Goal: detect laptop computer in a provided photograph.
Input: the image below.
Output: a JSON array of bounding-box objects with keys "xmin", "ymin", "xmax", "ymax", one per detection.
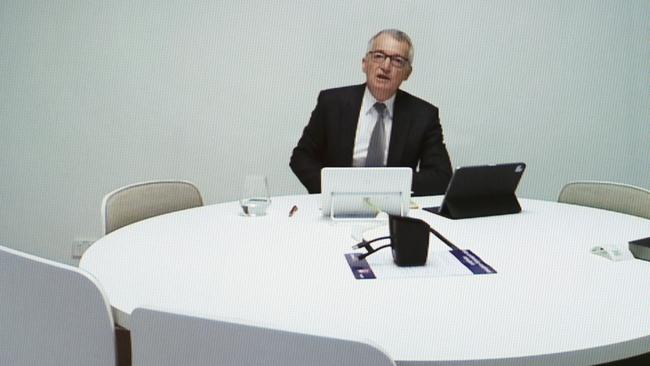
[
  {"xmin": 425, "ymin": 162, "xmax": 526, "ymax": 219},
  {"xmin": 321, "ymin": 167, "xmax": 412, "ymax": 219}
]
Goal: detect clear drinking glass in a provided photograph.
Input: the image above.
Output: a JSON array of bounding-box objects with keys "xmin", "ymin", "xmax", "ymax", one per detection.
[{"xmin": 239, "ymin": 175, "xmax": 271, "ymax": 216}]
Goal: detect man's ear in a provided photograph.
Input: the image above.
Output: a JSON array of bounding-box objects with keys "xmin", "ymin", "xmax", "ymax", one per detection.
[
  {"xmin": 403, "ymin": 66, "xmax": 412, "ymax": 80},
  {"xmin": 362, "ymin": 57, "xmax": 368, "ymax": 74}
]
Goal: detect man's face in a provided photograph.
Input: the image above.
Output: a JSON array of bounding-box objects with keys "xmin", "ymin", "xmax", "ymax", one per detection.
[{"xmin": 362, "ymin": 34, "xmax": 412, "ymax": 101}]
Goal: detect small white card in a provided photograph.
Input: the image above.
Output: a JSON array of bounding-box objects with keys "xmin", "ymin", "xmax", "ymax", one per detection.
[{"xmin": 591, "ymin": 245, "xmax": 634, "ymax": 262}]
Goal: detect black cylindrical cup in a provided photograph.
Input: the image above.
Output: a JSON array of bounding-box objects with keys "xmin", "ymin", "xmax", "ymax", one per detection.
[{"xmin": 389, "ymin": 215, "xmax": 429, "ymax": 266}]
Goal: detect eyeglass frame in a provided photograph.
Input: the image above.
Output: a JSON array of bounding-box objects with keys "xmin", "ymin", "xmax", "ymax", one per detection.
[{"xmin": 366, "ymin": 50, "xmax": 411, "ymax": 69}]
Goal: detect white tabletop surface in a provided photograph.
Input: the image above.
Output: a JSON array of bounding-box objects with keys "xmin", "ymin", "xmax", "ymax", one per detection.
[{"xmin": 80, "ymin": 195, "xmax": 650, "ymax": 365}]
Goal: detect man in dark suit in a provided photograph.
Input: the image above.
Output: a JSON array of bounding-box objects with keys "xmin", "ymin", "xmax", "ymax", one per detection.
[{"xmin": 290, "ymin": 29, "xmax": 452, "ymax": 196}]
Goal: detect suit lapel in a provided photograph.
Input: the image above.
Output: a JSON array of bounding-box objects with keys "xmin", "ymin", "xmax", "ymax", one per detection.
[
  {"xmin": 387, "ymin": 90, "xmax": 412, "ymax": 166},
  {"xmin": 337, "ymin": 85, "xmax": 365, "ymax": 165}
]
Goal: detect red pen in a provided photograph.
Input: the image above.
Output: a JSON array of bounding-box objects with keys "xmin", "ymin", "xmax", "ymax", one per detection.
[{"xmin": 289, "ymin": 205, "xmax": 298, "ymax": 217}]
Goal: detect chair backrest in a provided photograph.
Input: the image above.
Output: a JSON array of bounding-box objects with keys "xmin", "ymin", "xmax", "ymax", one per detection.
[
  {"xmin": 102, "ymin": 180, "xmax": 203, "ymax": 235},
  {"xmin": 130, "ymin": 307, "xmax": 396, "ymax": 366},
  {"xmin": 558, "ymin": 181, "xmax": 650, "ymax": 219},
  {"xmin": 0, "ymin": 245, "xmax": 116, "ymax": 366}
]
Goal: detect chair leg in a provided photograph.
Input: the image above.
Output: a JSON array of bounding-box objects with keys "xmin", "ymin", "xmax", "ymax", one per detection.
[
  {"xmin": 115, "ymin": 325, "xmax": 132, "ymax": 366},
  {"xmin": 596, "ymin": 351, "xmax": 650, "ymax": 366}
]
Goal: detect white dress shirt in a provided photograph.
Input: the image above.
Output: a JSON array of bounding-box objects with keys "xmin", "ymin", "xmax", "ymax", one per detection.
[{"xmin": 352, "ymin": 88, "xmax": 395, "ymax": 167}]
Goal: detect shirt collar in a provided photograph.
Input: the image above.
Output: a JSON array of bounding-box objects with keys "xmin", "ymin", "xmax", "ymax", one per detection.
[{"xmin": 362, "ymin": 87, "xmax": 395, "ymax": 118}]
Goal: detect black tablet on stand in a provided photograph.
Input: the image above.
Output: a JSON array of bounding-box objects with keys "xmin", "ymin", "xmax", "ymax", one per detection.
[{"xmin": 425, "ymin": 163, "xmax": 526, "ymax": 219}]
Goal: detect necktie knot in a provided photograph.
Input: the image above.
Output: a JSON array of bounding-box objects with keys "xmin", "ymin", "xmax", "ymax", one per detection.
[{"xmin": 374, "ymin": 102, "xmax": 387, "ymax": 116}]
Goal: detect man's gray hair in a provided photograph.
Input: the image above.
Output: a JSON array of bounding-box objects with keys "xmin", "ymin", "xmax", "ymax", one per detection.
[{"xmin": 366, "ymin": 29, "xmax": 414, "ymax": 65}]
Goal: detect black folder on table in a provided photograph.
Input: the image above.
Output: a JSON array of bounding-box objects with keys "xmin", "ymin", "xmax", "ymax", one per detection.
[{"xmin": 425, "ymin": 163, "xmax": 526, "ymax": 219}]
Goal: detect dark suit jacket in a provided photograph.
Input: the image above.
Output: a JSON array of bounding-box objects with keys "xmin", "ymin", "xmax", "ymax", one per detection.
[{"xmin": 290, "ymin": 84, "xmax": 452, "ymax": 196}]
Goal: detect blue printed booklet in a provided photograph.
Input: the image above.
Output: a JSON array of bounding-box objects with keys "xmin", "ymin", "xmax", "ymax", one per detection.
[{"xmin": 345, "ymin": 250, "xmax": 496, "ymax": 280}]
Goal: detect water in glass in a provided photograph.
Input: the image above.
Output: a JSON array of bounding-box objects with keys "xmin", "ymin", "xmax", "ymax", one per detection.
[{"xmin": 240, "ymin": 197, "xmax": 270, "ymax": 216}]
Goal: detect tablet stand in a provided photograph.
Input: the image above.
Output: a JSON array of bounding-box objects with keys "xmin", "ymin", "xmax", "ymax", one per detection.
[
  {"xmin": 330, "ymin": 191, "xmax": 404, "ymax": 221},
  {"xmin": 437, "ymin": 194, "xmax": 521, "ymax": 219}
]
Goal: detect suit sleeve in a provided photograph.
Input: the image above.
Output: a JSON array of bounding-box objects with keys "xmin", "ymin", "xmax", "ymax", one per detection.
[
  {"xmin": 411, "ymin": 113, "xmax": 453, "ymax": 196},
  {"xmin": 290, "ymin": 92, "xmax": 327, "ymax": 193}
]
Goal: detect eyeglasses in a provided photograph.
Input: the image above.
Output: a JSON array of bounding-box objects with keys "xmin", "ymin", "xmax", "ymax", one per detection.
[{"xmin": 367, "ymin": 51, "xmax": 410, "ymax": 69}]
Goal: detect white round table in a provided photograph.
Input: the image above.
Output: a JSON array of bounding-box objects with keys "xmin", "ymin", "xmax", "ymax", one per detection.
[{"xmin": 80, "ymin": 195, "xmax": 650, "ymax": 365}]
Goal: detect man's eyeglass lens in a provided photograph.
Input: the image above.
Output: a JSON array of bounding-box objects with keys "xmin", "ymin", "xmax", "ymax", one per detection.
[{"xmin": 369, "ymin": 51, "xmax": 408, "ymax": 68}]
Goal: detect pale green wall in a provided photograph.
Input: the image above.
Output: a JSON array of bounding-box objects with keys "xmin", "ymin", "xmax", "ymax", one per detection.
[{"xmin": 1, "ymin": 1, "xmax": 648, "ymax": 263}]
